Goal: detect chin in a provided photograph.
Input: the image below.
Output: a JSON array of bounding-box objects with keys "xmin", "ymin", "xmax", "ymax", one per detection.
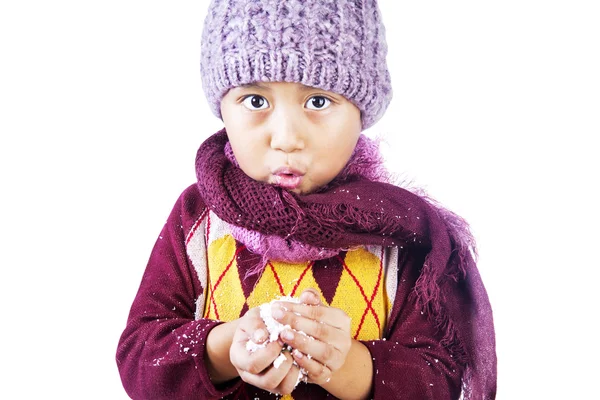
[{"xmin": 295, "ymin": 184, "xmax": 323, "ymax": 195}]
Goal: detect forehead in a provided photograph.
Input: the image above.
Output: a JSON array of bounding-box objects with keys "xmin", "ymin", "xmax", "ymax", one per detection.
[
  {"xmin": 228, "ymin": 82, "xmax": 348, "ymax": 102},
  {"xmin": 236, "ymin": 81, "xmax": 323, "ymax": 93}
]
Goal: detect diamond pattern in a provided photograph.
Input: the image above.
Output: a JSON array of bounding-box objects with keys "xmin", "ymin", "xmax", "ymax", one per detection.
[
  {"xmin": 203, "ymin": 234, "xmax": 386, "ymax": 341},
  {"xmin": 330, "ymin": 247, "xmax": 385, "ymax": 339},
  {"xmin": 312, "ymin": 255, "xmax": 344, "ymax": 304},
  {"xmin": 235, "ymin": 243, "xmax": 262, "ymax": 298},
  {"xmin": 204, "ymin": 235, "xmax": 246, "ymax": 320}
]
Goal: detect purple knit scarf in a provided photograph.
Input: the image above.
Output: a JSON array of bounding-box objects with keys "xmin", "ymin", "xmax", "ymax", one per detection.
[
  {"xmin": 223, "ymin": 134, "xmax": 390, "ymax": 266},
  {"xmin": 196, "ymin": 129, "xmax": 496, "ymax": 399}
]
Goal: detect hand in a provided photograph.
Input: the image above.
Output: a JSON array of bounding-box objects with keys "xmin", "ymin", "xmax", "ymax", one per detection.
[
  {"xmin": 272, "ymin": 289, "xmax": 352, "ymax": 386},
  {"xmin": 229, "ymin": 306, "xmax": 302, "ymax": 395}
]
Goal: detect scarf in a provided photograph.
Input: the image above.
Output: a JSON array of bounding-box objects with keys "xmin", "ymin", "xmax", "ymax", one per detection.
[
  {"xmin": 196, "ymin": 129, "xmax": 497, "ymax": 399},
  {"xmin": 222, "ymin": 133, "xmax": 390, "ymax": 266}
]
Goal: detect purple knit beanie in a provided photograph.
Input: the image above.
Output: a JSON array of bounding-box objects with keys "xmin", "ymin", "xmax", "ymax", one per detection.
[{"xmin": 200, "ymin": 0, "xmax": 393, "ymax": 129}]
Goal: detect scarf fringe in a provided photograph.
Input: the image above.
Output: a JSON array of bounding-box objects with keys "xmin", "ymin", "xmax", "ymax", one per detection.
[{"xmin": 416, "ymin": 196, "xmax": 475, "ymax": 361}]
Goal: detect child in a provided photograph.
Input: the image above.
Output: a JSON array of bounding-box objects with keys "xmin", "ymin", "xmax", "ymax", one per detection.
[{"xmin": 116, "ymin": 1, "xmax": 496, "ymax": 399}]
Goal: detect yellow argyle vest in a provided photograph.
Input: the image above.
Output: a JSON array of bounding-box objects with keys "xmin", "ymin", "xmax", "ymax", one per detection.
[{"xmin": 186, "ymin": 211, "xmax": 399, "ymax": 399}]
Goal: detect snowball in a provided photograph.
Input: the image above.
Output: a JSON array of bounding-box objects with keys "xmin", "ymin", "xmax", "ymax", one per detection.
[
  {"xmin": 245, "ymin": 296, "xmax": 311, "ymax": 388},
  {"xmin": 246, "ymin": 296, "xmax": 301, "ymax": 352}
]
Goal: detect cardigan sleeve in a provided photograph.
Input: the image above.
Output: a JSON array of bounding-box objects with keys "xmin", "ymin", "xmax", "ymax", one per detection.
[
  {"xmin": 361, "ymin": 251, "xmax": 464, "ymax": 400},
  {"xmin": 116, "ymin": 185, "xmax": 242, "ymax": 400}
]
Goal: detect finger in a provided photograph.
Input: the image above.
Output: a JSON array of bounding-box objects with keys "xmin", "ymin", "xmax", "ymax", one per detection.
[
  {"xmin": 238, "ymin": 309, "xmax": 270, "ymax": 344},
  {"xmin": 279, "ymin": 328, "xmax": 343, "ymax": 371},
  {"xmin": 275, "ymin": 363, "xmax": 303, "ymax": 395},
  {"xmin": 298, "ymin": 288, "xmax": 322, "ymax": 306},
  {"xmin": 231, "ymin": 337, "xmax": 283, "ymax": 375},
  {"xmin": 277, "ymin": 310, "xmax": 336, "ymax": 344},
  {"xmin": 292, "ymin": 349, "xmax": 332, "ymax": 385},
  {"xmin": 238, "ymin": 328, "xmax": 269, "ymax": 349},
  {"xmin": 239, "ymin": 352, "xmax": 294, "ymax": 394},
  {"xmin": 273, "ymin": 302, "xmax": 350, "ymax": 331},
  {"xmin": 273, "ymin": 304, "xmax": 351, "ymax": 345}
]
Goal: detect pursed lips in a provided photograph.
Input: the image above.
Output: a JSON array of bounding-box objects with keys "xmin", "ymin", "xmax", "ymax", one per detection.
[{"xmin": 272, "ymin": 167, "xmax": 304, "ymax": 189}]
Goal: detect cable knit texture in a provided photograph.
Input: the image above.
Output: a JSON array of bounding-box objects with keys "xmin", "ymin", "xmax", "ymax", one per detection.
[{"xmin": 200, "ymin": 0, "xmax": 393, "ymax": 129}]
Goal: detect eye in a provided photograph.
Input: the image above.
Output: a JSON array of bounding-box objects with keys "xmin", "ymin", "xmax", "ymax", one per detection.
[
  {"xmin": 241, "ymin": 95, "xmax": 269, "ymax": 110},
  {"xmin": 305, "ymin": 95, "xmax": 331, "ymax": 110}
]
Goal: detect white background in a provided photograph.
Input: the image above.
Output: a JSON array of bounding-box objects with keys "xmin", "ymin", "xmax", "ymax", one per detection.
[{"xmin": 1, "ymin": 1, "xmax": 598, "ymax": 398}]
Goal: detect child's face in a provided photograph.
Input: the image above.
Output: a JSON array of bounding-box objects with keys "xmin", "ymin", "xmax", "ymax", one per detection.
[{"xmin": 221, "ymin": 82, "xmax": 362, "ymax": 195}]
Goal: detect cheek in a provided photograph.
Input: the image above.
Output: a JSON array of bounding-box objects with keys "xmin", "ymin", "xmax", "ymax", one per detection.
[
  {"xmin": 324, "ymin": 131, "xmax": 360, "ymax": 162},
  {"xmin": 228, "ymin": 139, "xmax": 269, "ymax": 181},
  {"xmin": 312, "ymin": 142, "xmax": 356, "ymax": 182},
  {"xmin": 231, "ymin": 143, "xmax": 255, "ymax": 166},
  {"xmin": 323, "ymin": 133, "xmax": 360, "ymax": 178}
]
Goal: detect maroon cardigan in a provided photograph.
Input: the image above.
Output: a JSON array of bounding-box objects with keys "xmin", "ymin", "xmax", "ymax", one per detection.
[{"xmin": 116, "ymin": 184, "xmax": 464, "ymax": 399}]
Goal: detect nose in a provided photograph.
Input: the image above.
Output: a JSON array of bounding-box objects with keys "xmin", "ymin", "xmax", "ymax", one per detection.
[{"xmin": 269, "ymin": 107, "xmax": 305, "ymax": 153}]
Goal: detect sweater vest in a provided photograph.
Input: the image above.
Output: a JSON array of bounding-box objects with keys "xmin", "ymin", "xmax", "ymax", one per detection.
[
  {"xmin": 186, "ymin": 211, "xmax": 400, "ymax": 399},
  {"xmin": 186, "ymin": 210, "xmax": 400, "ymax": 342}
]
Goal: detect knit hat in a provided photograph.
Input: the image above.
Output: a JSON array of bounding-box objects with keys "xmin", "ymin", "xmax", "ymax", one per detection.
[{"xmin": 200, "ymin": 0, "xmax": 393, "ymax": 129}]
